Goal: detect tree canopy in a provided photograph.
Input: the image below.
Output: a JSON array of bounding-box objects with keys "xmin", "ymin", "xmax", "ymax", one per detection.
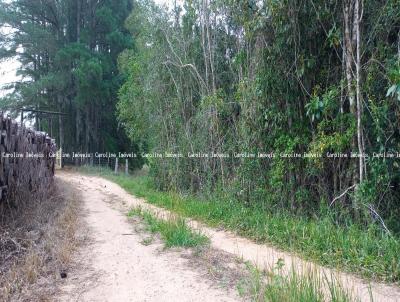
[{"xmin": 0, "ymin": 0, "xmax": 134, "ymax": 156}]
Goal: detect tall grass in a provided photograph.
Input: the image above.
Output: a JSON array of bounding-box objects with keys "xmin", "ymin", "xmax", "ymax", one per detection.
[
  {"xmin": 77, "ymin": 166, "xmax": 400, "ymax": 283},
  {"xmin": 238, "ymin": 262, "xmax": 357, "ymax": 302}
]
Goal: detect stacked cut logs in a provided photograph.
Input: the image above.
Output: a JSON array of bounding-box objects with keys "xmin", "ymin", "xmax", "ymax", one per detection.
[{"xmin": 0, "ymin": 114, "xmax": 56, "ymax": 208}]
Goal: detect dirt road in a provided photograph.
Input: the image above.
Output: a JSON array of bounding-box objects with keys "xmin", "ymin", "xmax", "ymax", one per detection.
[
  {"xmin": 57, "ymin": 171, "xmax": 400, "ymax": 302},
  {"xmin": 56, "ymin": 172, "xmax": 240, "ymax": 302}
]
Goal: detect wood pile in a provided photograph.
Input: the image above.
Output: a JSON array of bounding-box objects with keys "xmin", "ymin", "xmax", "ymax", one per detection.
[{"xmin": 0, "ymin": 114, "xmax": 56, "ymax": 208}]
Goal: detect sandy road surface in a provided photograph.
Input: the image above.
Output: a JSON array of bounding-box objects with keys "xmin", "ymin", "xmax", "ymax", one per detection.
[
  {"xmin": 57, "ymin": 171, "xmax": 400, "ymax": 302},
  {"xmin": 56, "ymin": 172, "xmax": 240, "ymax": 302}
]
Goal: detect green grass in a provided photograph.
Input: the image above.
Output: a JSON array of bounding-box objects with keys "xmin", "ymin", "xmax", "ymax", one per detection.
[
  {"xmin": 128, "ymin": 206, "xmax": 209, "ymax": 248},
  {"xmin": 238, "ymin": 262, "xmax": 358, "ymax": 302},
  {"xmin": 77, "ymin": 165, "xmax": 400, "ymax": 283}
]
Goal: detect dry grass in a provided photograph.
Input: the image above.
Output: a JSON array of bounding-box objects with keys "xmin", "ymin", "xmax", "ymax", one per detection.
[
  {"xmin": 0, "ymin": 178, "xmax": 82, "ymax": 301},
  {"xmin": 184, "ymin": 247, "xmax": 252, "ymax": 293}
]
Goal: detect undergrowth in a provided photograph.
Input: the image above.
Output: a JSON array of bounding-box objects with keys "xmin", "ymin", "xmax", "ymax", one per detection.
[
  {"xmin": 238, "ymin": 261, "xmax": 359, "ymax": 302},
  {"xmin": 0, "ymin": 179, "xmax": 81, "ymax": 301}
]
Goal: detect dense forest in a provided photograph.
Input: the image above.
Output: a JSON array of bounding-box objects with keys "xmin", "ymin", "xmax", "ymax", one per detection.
[
  {"xmin": 0, "ymin": 0, "xmax": 133, "ymax": 156},
  {"xmin": 1, "ymin": 0, "xmax": 400, "ymax": 234},
  {"xmin": 117, "ymin": 0, "xmax": 400, "ymax": 233}
]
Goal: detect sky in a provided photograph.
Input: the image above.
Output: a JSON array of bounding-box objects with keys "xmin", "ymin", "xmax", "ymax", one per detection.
[
  {"xmin": 0, "ymin": 25, "xmax": 20, "ymax": 97},
  {"xmin": 0, "ymin": 0, "xmax": 18, "ymax": 96},
  {"xmin": 0, "ymin": 60, "xmax": 19, "ymax": 97},
  {"xmin": 154, "ymin": 0, "xmax": 180, "ymax": 8}
]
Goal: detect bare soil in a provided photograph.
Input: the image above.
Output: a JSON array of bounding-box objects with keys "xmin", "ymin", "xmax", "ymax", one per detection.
[
  {"xmin": 57, "ymin": 171, "xmax": 400, "ymax": 302},
  {"xmin": 56, "ymin": 171, "xmax": 243, "ymax": 302}
]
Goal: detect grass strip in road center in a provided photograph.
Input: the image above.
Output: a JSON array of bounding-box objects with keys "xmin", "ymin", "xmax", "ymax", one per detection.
[{"xmin": 128, "ymin": 207, "xmax": 209, "ymax": 248}]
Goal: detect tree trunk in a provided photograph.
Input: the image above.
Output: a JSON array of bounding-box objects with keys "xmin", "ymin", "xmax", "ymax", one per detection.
[
  {"xmin": 75, "ymin": 108, "xmax": 81, "ymax": 165},
  {"xmin": 77, "ymin": 0, "xmax": 81, "ymax": 42},
  {"xmin": 58, "ymin": 95, "xmax": 64, "ymax": 168},
  {"xmin": 355, "ymin": 0, "xmax": 364, "ymax": 183},
  {"xmin": 85, "ymin": 106, "xmax": 90, "ymax": 155}
]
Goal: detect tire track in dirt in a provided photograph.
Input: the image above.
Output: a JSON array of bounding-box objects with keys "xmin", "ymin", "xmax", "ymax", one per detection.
[{"xmin": 57, "ymin": 172, "xmax": 241, "ymax": 302}]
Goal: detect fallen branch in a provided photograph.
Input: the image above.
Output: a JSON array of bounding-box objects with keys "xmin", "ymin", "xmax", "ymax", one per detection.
[
  {"xmin": 329, "ymin": 184, "xmax": 356, "ymax": 207},
  {"xmin": 363, "ymin": 203, "xmax": 392, "ymax": 236}
]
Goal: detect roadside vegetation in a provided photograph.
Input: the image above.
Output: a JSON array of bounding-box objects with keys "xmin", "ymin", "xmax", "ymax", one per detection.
[
  {"xmin": 239, "ymin": 262, "xmax": 358, "ymax": 302},
  {"xmin": 116, "ymin": 0, "xmax": 400, "ymax": 239},
  {"xmin": 79, "ymin": 165, "xmax": 400, "ymax": 284},
  {"xmin": 0, "ymin": 179, "xmax": 81, "ymax": 301}
]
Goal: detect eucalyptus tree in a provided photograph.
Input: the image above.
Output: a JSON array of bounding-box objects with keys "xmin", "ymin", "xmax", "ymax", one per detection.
[{"xmin": 118, "ymin": 0, "xmax": 400, "ymax": 232}]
